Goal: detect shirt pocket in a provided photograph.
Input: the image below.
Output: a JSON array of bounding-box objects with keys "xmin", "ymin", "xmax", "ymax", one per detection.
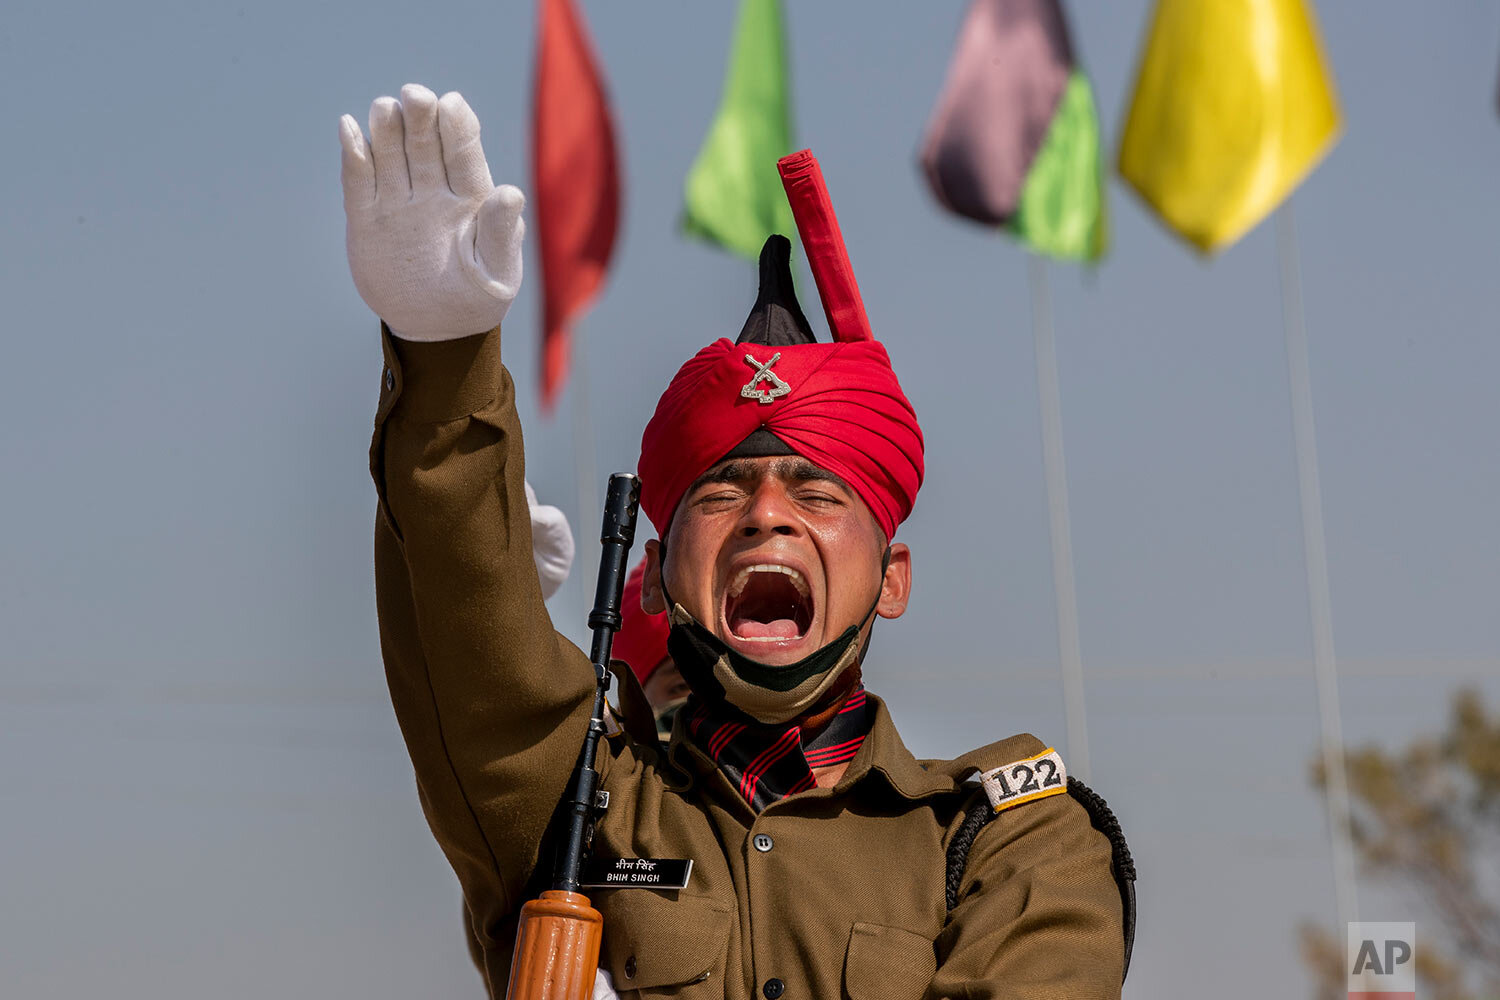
[
  {"xmin": 598, "ymin": 890, "xmax": 732, "ymax": 997},
  {"xmin": 844, "ymin": 921, "xmax": 938, "ymax": 1000}
]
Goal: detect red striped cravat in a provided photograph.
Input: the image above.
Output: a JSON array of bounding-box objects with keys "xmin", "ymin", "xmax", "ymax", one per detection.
[{"xmin": 685, "ymin": 688, "xmax": 870, "ymax": 811}]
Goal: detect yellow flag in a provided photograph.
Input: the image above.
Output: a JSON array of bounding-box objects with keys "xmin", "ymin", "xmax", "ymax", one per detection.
[{"xmin": 1117, "ymin": 0, "xmax": 1341, "ymax": 253}]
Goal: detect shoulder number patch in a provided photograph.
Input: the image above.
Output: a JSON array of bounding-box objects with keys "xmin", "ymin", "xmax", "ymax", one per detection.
[{"xmin": 980, "ymin": 747, "xmax": 1068, "ymax": 814}]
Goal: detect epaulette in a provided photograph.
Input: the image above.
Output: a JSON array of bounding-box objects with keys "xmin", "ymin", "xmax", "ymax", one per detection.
[{"xmin": 944, "ymin": 764, "xmax": 1137, "ymax": 982}]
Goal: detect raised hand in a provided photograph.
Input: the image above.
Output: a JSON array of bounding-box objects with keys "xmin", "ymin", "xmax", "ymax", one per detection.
[{"xmin": 340, "ymin": 84, "xmax": 525, "ymax": 341}]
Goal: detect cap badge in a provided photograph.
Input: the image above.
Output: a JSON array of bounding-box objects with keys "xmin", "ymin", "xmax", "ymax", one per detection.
[{"xmin": 741, "ymin": 352, "xmax": 791, "ymax": 404}]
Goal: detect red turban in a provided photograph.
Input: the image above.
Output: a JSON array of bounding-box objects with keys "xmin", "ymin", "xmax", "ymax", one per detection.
[
  {"xmin": 638, "ymin": 150, "xmax": 923, "ymax": 541},
  {"xmin": 614, "ymin": 561, "xmax": 671, "ymax": 685},
  {"xmin": 637, "ymin": 337, "xmax": 924, "ymax": 541}
]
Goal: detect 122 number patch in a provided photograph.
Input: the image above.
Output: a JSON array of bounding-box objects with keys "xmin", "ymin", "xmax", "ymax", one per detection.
[{"xmin": 980, "ymin": 748, "xmax": 1068, "ymax": 814}]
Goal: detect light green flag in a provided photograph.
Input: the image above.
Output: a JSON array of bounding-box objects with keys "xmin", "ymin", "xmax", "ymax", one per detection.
[
  {"xmin": 1007, "ymin": 70, "xmax": 1107, "ymax": 262},
  {"xmin": 682, "ymin": 0, "xmax": 795, "ymax": 259}
]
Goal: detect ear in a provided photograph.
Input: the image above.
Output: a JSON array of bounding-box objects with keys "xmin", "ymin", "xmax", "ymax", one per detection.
[
  {"xmin": 641, "ymin": 539, "xmax": 668, "ymax": 614},
  {"xmin": 875, "ymin": 543, "xmax": 911, "ymax": 620}
]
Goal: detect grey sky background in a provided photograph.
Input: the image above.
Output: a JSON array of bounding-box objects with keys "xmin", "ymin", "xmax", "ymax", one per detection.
[{"xmin": 2, "ymin": 1, "xmax": 1498, "ymax": 997}]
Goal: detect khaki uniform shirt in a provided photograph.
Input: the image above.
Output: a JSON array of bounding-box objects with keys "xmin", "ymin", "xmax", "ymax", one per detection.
[{"xmin": 370, "ymin": 327, "xmax": 1125, "ymax": 1000}]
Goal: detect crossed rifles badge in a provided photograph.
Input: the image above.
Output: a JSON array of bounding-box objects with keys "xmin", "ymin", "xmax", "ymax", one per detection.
[{"xmin": 741, "ymin": 352, "xmax": 791, "ymax": 404}]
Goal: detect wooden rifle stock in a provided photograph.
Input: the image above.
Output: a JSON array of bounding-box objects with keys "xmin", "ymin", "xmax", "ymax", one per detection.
[
  {"xmin": 506, "ymin": 473, "xmax": 641, "ymax": 1000},
  {"xmin": 505, "ymin": 890, "xmax": 602, "ymax": 1000}
]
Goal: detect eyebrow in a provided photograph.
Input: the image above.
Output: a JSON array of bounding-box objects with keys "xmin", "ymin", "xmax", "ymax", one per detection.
[{"xmin": 687, "ymin": 457, "xmax": 854, "ymax": 495}]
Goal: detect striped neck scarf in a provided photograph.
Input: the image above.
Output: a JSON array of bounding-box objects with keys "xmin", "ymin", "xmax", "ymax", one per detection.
[{"xmin": 684, "ymin": 687, "xmax": 871, "ymax": 812}]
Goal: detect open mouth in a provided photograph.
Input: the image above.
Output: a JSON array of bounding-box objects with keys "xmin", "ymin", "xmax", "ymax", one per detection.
[{"xmin": 724, "ymin": 564, "xmax": 814, "ymax": 642}]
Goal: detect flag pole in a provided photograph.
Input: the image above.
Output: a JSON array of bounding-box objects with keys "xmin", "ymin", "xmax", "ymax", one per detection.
[
  {"xmin": 1028, "ymin": 255, "xmax": 1091, "ymax": 782},
  {"xmin": 1274, "ymin": 202, "xmax": 1359, "ymax": 930},
  {"xmin": 571, "ymin": 328, "xmax": 601, "ymax": 599}
]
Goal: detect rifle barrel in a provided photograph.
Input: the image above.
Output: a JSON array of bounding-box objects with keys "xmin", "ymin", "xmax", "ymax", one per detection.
[{"xmin": 553, "ymin": 473, "xmax": 640, "ymax": 892}]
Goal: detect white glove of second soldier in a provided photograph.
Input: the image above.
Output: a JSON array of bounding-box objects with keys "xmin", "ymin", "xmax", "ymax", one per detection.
[
  {"xmin": 526, "ymin": 481, "xmax": 575, "ymax": 601},
  {"xmin": 591, "ymin": 969, "xmax": 619, "ymax": 1000},
  {"xmin": 340, "ymin": 84, "xmax": 525, "ymax": 341}
]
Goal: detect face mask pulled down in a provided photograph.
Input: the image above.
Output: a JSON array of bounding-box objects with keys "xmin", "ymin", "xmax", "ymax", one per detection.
[{"xmin": 659, "ymin": 551, "xmax": 887, "ymax": 726}]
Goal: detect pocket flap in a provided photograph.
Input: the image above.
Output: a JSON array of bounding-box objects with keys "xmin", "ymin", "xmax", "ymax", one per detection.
[
  {"xmin": 600, "ymin": 890, "xmax": 732, "ymax": 991},
  {"xmin": 844, "ymin": 922, "xmax": 937, "ymax": 1000}
]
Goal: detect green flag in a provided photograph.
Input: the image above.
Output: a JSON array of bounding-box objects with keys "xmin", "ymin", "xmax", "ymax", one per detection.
[
  {"xmin": 1009, "ymin": 69, "xmax": 1107, "ymax": 261},
  {"xmin": 682, "ymin": 0, "xmax": 795, "ymax": 259}
]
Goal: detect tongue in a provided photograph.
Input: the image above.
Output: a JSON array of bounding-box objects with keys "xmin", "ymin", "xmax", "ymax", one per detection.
[{"xmin": 731, "ymin": 617, "xmax": 802, "ymax": 640}]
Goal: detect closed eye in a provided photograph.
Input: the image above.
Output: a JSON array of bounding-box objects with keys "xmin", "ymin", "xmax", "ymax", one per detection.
[
  {"xmin": 796, "ymin": 489, "xmax": 845, "ymax": 507},
  {"xmin": 692, "ymin": 487, "xmax": 747, "ymax": 507}
]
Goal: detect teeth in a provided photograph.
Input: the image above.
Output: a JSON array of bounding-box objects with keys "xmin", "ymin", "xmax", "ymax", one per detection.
[{"xmin": 727, "ymin": 563, "xmax": 810, "ymax": 600}]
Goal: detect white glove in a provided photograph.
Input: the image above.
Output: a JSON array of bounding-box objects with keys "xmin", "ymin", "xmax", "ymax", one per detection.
[
  {"xmin": 527, "ymin": 481, "xmax": 575, "ymax": 600},
  {"xmin": 591, "ymin": 969, "xmax": 619, "ymax": 1000},
  {"xmin": 340, "ymin": 84, "xmax": 525, "ymax": 341}
]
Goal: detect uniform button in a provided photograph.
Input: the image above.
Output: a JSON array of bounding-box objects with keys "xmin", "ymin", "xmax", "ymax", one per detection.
[
  {"xmin": 763, "ymin": 977, "xmax": 785, "ymax": 998},
  {"xmin": 384, "ymin": 368, "xmax": 395, "ymax": 390},
  {"xmin": 752, "ymin": 833, "xmax": 774, "ymax": 853},
  {"xmin": 624, "ymin": 955, "xmax": 636, "ymax": 980}
]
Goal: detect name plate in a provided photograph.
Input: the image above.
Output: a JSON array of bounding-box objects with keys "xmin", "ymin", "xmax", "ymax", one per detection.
[{"xmin": 580, "ymin": 857, "xmax": 693, "ymax": 890}]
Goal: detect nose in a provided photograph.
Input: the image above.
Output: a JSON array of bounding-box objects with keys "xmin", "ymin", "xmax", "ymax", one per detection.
[{"xmin": 737, "ymin": 480, "xmax": 801, "ymax": 539}]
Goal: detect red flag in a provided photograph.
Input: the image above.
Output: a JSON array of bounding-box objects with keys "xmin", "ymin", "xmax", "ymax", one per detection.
[{"xmin": 531, "ymin": 0, "xmax": 621, "ymax": 411}]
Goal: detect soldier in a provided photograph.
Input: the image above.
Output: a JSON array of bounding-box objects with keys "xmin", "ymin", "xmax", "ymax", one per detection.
[
  {"xmin": 343, "ymin": 84, "xmax": 1133, "ymax": 1000},
  {"xmin": 613, "ymin": 561, "xmax": 686, "ymax": 740}
]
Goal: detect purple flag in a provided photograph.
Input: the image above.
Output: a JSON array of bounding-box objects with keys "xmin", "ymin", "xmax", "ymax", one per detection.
[{"xmin": 920, "ymin": 0, "xmax": 1075, "ymax": 225}]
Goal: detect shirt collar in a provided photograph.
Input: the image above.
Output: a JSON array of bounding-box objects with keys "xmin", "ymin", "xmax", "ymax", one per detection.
[
  {"xmin": 666, "ymin": 692, "xmax": 961, "ymax": 806},
  {"xmin": 842, "ymin": 694, "xmax": 960, "ymax": 800}
]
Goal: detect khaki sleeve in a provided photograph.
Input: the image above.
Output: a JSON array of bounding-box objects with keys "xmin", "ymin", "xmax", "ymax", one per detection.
[
  {"xmin": 462, "ymin": 898, "xmax": 489, "ymax": 994},
  {"xmin": 929, "ymin": 792, "xmax": 1125, "ymax": 1000},
  {"xmin": 369, "ymin": 324, "xmax": 597, "ymax": 956}
]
